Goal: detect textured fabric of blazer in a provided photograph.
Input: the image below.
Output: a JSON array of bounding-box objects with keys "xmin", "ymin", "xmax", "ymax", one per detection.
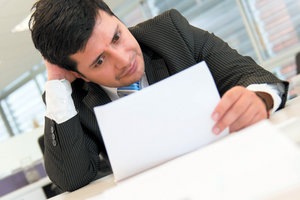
[{"xmin": 42, "ymin": 9, "xmax": 288, "ymax": 191}]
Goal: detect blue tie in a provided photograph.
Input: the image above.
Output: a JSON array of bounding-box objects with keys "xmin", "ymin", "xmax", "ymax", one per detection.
[{"xmin": 117, "ymin": 82, "xmax": 140, "ymax": 97}]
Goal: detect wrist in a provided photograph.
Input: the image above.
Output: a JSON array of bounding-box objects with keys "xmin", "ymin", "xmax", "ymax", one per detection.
[{"xmin": 255, "ymin": 91, "xmax": 274, "ymax": 118}]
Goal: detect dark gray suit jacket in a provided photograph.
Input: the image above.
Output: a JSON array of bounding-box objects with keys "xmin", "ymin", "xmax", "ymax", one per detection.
[{"xmin": 42, "ymin": 9, "xmax": 288, "ymax": 191}]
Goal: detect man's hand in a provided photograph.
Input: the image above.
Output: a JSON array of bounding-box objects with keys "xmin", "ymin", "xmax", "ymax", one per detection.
[
  {"xmin": 44, "ymin": 59, "xmax": 77, "ymax": 82},
  {"xmin": 211, "ymin": 86, "xmax": 269, "ymax": 134}
]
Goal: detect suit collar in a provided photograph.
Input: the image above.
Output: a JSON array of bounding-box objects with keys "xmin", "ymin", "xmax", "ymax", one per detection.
[
  {"xmin": 142, "ymin": 45, "xmax": 170, "ymax": 85},
  {"xmin": 81, "ymin": 81, "xmax": 111, "ymax": 112}
]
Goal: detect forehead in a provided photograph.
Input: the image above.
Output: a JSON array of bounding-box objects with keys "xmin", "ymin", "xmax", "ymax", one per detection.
[
  {"xmin": 90, "ymin": 10, "xmax": 118, "ymax": 41},
  {"xmin": 69, "ymin": 10, "xmax": 119, "ymax": 66}
]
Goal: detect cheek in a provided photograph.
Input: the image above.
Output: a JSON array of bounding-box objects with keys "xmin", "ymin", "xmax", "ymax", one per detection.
[
  {"xmin": 94, "ymin": 67, "xmax": 114, "ymax": 81},
  {"xmin": 124, "ymin": 33, "xmax": 138, "ymax": 49}
]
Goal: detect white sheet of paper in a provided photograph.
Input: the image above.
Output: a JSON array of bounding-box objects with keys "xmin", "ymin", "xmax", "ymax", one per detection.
[{"xmin": 94, "ymin": 61, "xmax": 228, "ymax": 181}]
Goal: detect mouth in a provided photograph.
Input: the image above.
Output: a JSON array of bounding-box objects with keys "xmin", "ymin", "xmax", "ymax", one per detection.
[{"xmin": 118, "ymin": 59, "xmax": 137, "ymax": 79}]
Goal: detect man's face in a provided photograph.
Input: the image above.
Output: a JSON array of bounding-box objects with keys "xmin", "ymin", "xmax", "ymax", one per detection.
[{"xmin": 70, "ymin": 10, "xmax": 145, "ymax": 87}]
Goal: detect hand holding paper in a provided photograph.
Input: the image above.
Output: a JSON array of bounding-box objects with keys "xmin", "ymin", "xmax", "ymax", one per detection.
[{"xmin": 212, "ymin": 86, "xmax": 268, "ymax": 134}]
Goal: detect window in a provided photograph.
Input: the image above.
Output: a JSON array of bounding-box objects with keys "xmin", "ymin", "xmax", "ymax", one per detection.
[
  {"xmin": 2, "ymin": 80, "xmax": 45, "ymax": 134},
  {"xmin": 241, "ymin": 0, "xmax": 300, "ymax": 98},
  {"xmin": 146, "ymin": 0, "xmax": 257, "ymax": 59},
  {"xmin": 0, "ymin": 64, "xmax": 46, "ymax": 139},
  {"xmin": 0, "ymin": 114, "xmax": 9, "ymax": 142},
  {"xmin": 243, "ymin": 0, "xmax": 300, "ymax": 59}
]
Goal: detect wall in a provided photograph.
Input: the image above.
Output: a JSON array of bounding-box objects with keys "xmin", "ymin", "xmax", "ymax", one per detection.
[{"xmin": 0, "ymin": 126, "xmax": 44, "ymax": 176}]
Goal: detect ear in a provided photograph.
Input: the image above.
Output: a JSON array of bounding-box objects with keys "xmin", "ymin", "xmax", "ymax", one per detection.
[{"xmin": 71, "ymin": 71, "xmax": 90, "ymax": 82}]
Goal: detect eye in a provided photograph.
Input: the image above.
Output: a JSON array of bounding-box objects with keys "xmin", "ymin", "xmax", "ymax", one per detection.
[
  {"xmin": 95, "ymin": 57, "xmax": 104, "ymax": 67},
  {"xmin": 112, "ymin": 32, "xmax": 120, "ymax": 43}
]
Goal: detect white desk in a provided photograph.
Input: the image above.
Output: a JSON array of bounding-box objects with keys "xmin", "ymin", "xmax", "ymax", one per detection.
[{"xmin": 50, "ymin": 97, "xmax": 300, "ymax": 200}]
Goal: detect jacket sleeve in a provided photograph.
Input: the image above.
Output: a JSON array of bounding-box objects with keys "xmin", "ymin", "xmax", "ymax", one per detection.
[
  {"xmin": 42, "ymin": 110, "xmax": 111, "ymax": 191},
  {"xmin": 168, "ymin": 9, "xmax": 289, "ymax": 109}
]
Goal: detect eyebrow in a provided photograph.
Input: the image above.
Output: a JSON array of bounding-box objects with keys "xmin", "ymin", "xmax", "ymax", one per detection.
[{"xmin": 89, "ymin": 25, "xmax": 120, "ymax": 68}]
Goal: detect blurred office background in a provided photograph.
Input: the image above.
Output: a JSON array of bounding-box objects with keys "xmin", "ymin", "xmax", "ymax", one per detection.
[
  {"xmin": 1, "ymin": 0, "xmax": 300, "ymax": 198},
  {"xmin": 1, "ymin": 0, "xmax": 300, "ymax": 192}
]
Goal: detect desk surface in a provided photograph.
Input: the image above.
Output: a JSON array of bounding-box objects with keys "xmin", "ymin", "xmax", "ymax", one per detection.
[{"xmin": 50, "ymin": 97, "xmax": 300, "ymax": 200}]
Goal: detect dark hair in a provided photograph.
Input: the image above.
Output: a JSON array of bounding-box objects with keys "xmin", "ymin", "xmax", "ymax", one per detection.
[{"xmin": 29, "ymin": 0, "xmax": 114, "ymax": 73}]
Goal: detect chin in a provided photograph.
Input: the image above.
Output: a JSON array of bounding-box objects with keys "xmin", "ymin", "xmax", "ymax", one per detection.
[
  {"xmin": 135, "ymin": 70, "xmax": 144, "ymax": 82},
  {"xmin": 136, "ymin": 64, "xmax": 145, "ymax": 77}
]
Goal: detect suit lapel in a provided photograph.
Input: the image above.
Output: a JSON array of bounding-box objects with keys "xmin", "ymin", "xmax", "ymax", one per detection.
[
  {"xmin": 82, "ymin": 82, "xmax": 111, "ymax": 112},
  {"xmin": 142, "ymin": 45, "xmax": 170, "ymax": 85}
]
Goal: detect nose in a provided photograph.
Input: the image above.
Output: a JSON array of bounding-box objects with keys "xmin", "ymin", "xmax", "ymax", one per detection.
[{"xmin": 107, "ymin": 47, "xmax": 130, "ymax": 70}]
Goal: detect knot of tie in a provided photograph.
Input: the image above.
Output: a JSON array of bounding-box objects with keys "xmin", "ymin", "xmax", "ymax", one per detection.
[{"xmin": 117, "ymin": 82, "xmax": 140, "ymax": 97}]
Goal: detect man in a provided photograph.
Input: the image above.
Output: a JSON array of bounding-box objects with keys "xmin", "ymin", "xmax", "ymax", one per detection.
[{"xmin": 30, "ymin": 0, "xmax": 288, "ymax": 191}]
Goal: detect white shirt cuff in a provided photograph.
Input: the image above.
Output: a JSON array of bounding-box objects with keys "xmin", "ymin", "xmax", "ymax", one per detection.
[
  {"xmin": 45, "ymin": 79, "xmax": 77, "ymax": 124},
  {"xmin": 247, "ymin": 83, "xmax": 282, "ymax": 115}
]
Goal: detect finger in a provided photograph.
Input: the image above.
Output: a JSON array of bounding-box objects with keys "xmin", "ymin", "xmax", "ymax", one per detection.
[
  {"xmin": 212, "ymin": 90, "xmax": 253, "ymax": 134},
  {"xmin": 211, "ymin": 86, "xmax": 244, "ymax": 121}
]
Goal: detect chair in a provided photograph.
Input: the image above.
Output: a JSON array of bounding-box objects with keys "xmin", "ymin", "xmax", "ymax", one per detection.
[
  {"xmin": 38, "ymin": 135, "xmax": 45, "ymax": 154},
  {"xmin": 295, "ymin": 52, "xmax": 300, "ymax": 74}
]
